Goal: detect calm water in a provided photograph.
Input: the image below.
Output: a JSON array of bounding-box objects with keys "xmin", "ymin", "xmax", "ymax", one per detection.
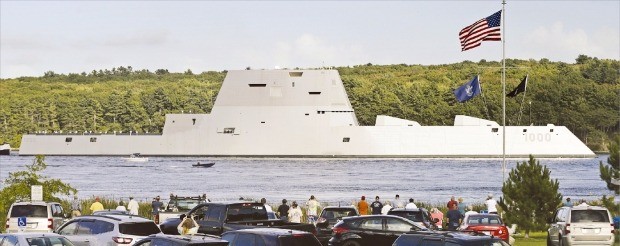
[{"xmin": 0, "ymin": 154, "xmax": 613, "ymax": 206}]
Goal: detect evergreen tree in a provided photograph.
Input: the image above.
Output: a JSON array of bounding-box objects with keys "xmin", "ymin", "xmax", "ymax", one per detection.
[
  {"xmin": 498, "ymin": 155, "xmax": 562, "ymax": 238},
  {"xmin": 599, "ymin": 136, "xmax": 620, "ymax": 194}
]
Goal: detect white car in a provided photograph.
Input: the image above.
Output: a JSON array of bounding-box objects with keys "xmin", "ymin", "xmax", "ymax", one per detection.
[
  {"xmin": 548, "ymin": 203, "xmax": 615, "ymax": 246},
  {"xmin": 0, "ymin": 232, "xmax": 74, "ymax": 246},
  {"xmin": 5, "ymin": 201, "xmax": 68, "ymax": 233},
  {"xmin": 56, "ymin": 214, "xmax": 161, "ymax": 246}
]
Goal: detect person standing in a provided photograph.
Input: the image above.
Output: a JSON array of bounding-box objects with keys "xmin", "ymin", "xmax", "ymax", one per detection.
[
  {"xmin": 457, "ymin": 197, "xmax": 466, "ymax": 216},
  {"xmin": 90, "ymin": 197, "xmax": 104, "ymax": 213},
  {"xmin": 357, "ymin": 196, "xmax": 369, "ymax": 215},
  {"xmin": 277, "ymin": 199, "xmax": 290, "ymax": 221},
  {"xmin": 71, "ymin": 195, "xmax": 81, "ymax": 218},
  {"xmin": 447, "ymin": 196, "xmax": 458, "ymax": 210},
  {"xmin": 370, "ymin": 196, "xmax": 383, "ymax": 215},
  {"xmin": 446, "ymin": 203, "xmax": 462, "ymax": 230},
  {"xmin": 152, "ymin": 196, "xmax": 163, "ymax": 224},
  {"xmin": 563, "ymin": 198, "xmax": 573, "ymax": 207},
  {"xmin": 177, "ymin": 215, "xmax": 199, "ymax": 235},
  {"xmin": 405, "ymin": 198, "xmax": 418, "ymax": 209},
  {"xmin": 393, "ymin": 194, "xmax": 405, "ymax": 209},
  {"xmin": 485, "ymin": 194, "xmax": 498, "ymax": 214},
  {"xmin": 430, "ymin": 208, "xmax": 443, "ymax": 229},
  {"xmin": 288, "ymin": 201, "xmax": 303, "ymax": 223},
  {"xmin": 306, "ymin": 195, "xmax": 320, "ymax": 224},
  {"xmin": 127, "ymin": 196, "xmax": 139, "ymax": 215},
  {"xmin": 381, "ymin": 201, "xmax": 392, "ymax": 215},
  {"xmin": 116, "ymin": 201, "xmax": 127, "ymax": 211}
]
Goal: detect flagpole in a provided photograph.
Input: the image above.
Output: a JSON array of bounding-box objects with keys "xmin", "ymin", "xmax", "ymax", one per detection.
[{"xmin": 501, "ymin": 0, "xmax": 507, "ymax": 183}]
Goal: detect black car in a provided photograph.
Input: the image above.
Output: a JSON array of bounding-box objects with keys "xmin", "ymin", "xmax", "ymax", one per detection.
[
  {"xmin": 133, "ymin": 234, "xmax": 229, "ymax": 246},
  {"xmin": 222, "ymin": 228, "xmax": 322, "ymax": 246},
  {"xmin": 392, "ymin": 231, "xmax": 510, "ymax": 246},
  {"xmin": 315, "ymin": 206, "xmax": 358, "ymax": 245},
  {"xmin": 328, "ymin": 215, "xmax": 426, "ymax": 246},
  {"xmin": 387, "ymin": 208, "xmax": 438, "ymax": 229}
]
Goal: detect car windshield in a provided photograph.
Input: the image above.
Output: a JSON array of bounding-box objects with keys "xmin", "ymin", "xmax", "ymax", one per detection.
[
  {"xmin": 11, "ymin": 205, "xmax": 47, "ymax": 217},
  {"xmin": 465, "ymin": 215, "xmax": 502, "ymax": 225},
  {"xmin": 321, "ymin": 209, "xmax": 356, "ymax": 219},
  {"xmin": 28, "ymin": 237, "xmax": 75, "ymax": 246},
  {"xmin": 571, "ymin": 210, "xmax": 610, "ymax": 223},
  {"xmin": 176, "ymin": 199, "xmax": 202, "ymax": 211},
  {"xmin": 278, "ymin": 235, "xmax": 319, "ymax": 246},
  {"xmin": 119, "ymin": 222, "xmax": 161, "ymax": 236}
]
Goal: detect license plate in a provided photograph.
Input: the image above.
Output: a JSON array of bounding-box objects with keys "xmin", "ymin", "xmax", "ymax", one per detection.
[
  {"xmin": 581, "ymin": 228, "xmax": 599, "ymax": 234},
  {"xmin": 481, "ymin": 231, "xmax": 491, "ymax": 235},
  {"xmin": 28, "ymin": 223, "xmax": 37, "ymax": 229}
]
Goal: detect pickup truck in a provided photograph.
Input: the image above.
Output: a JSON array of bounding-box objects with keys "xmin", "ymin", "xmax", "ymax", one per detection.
[
  {"xmin": 159, "ymin": 202, "xmax": 316, "ymax": 236},
  {"xmin": 158, "ymin": 194, "xmax": 206, "ymax": 223}
]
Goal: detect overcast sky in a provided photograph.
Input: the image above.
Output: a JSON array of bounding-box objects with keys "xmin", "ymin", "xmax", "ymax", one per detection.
[{"xmin": 1, "ymin": 1, "xmax": 618, "ymax": 78}]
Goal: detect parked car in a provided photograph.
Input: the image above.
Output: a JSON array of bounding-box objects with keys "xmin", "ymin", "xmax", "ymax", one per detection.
[
  {"xmin": 159, "ymin": 194, "xmax": 207, "ymax": 224},
  {"xmin": 92, "ymin": 209, "xmax": 130, "ymax": 216},
  {"xmin": 55, "ymin": 214, "xmax": 162, "ymax": 246},
  {"xmin": 393, "ymin": 231, "xmax": 510, "ymax": 246},
  {"xmin": 0, "ymin": 232, "xmax": 75, "ymax": 246},
  {"xmin": 315, "ymin": 206, "xmax": 358, "ymax": 245},
  {"xmin": 133, "ymin": 234, "xmax": 229, "ymax": 246},
  {"xmin": 328, "ymin": 215, "xmax": 426, "ymax": 246},
  {"xmin": 387, "ymin": 208, "xmax": 438, "ymax": 229},
  {"xmin": 5, "ymin": 201, "xmax": 68, "ymax": 233},
  {"xmin": 159, "ymin": 202, "xmax": 316, "ymax": 236},
  {"xmin": 458, "ymin": 213, "xmax": 509, "ymax": 242},
  {"xmin": 222, "ymin": 228, "xmax": 322, "ymax": 246},
  {"xmin": 547, "ymin": 204, "xmax": 615, "ymax": 246}
]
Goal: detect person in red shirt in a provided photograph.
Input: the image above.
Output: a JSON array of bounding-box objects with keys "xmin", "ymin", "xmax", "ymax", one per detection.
[
  {"xmin": 357, "ymin": 196, "xmax": 369, "ymax": 215},
  {"xmin": 447, "ymin": 196, "xmax": 458, "ymax": 210}
]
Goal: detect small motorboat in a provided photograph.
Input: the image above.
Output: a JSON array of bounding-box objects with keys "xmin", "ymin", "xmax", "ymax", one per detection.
[
  {"xmin": 122, "ymin": 153, "xmax": 148, "ymax": 162},
  {"xmin": 192, "ymin": 162, "xmax": 215, "ymax": 168}
]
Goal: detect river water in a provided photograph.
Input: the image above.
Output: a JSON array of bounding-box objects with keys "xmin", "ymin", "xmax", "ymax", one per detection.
[{"xmin": 0, "ymin": 154, "xmax": 614, "ymax": 206}]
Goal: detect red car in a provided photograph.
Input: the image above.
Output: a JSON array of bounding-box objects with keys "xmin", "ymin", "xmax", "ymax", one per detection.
[{"xmin": 459, "ymin": 213, "xmax": 510, "ymax": 242}]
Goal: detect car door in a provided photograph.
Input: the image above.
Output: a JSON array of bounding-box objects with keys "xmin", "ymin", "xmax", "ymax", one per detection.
[
  {"xmin": 191, "ymin": 204, "xmax": 211, "ymax": 234},
  {"xmin": 548, "ymin": 208, "xmax": 566, "ymax": 245},
  {"xmin": 51, "ymin": 204, "xmax": 67, "ymax": 231},
  {"xmin": 57, "ymin": 220, "xmax": 90, "ymax": 246},
  {"xmin": 202, "ymin": 205, "xmax": 225, "ymax": 235}
]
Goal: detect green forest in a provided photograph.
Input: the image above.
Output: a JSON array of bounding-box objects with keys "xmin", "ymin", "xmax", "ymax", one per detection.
[{"xmin": 1, "ymin": 55, "xmax": 618, "ymax": 151}]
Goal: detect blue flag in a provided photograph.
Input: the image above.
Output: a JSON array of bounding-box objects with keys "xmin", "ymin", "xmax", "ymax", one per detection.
[{"xmin": 454, "ymin": 76, "xmax": 481, "ymax": 102}]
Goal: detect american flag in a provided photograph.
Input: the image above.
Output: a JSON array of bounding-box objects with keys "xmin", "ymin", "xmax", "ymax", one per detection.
[{"xmin": 459, "ymin": 10, "xmax": 502, "ymax": 51}]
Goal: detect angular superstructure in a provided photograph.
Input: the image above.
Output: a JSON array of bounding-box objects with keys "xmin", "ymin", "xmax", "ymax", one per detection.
[{"xmin": 19, "ymin": 70, "xmax": 595, "ymax": 157}]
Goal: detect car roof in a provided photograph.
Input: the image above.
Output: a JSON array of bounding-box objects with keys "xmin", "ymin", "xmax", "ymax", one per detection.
[
  {"xmin": 568, "ymin": 204, "xmax": 609, "ymax": 211},
  {"xmin": 390, "ymin": 208, "xmax": 425, "ymax": 212},
  {"xmin": 225, "ymin": 228, "xmax": 311, "ymax": 236},
  {"xmin": 344, "ymin": 214, "xmax": 405, "ymax": 220},
  {"xmin": 144, "ymin": 234, "xmax": 226, "ymax": 242},
  {"xmin": 322, "ymin": 206, "xmax": 356, "ymax": 209},
  {"xmin": 76, "ymin": 214, "xmax": 153, "ymax": 223},
  {"xmin": 11, "ymin": 201, "xmax": 59, "ymax": 206},
  {"xmin": 0, "ymin": 233, "xmax": 64, "ymax": 238}
]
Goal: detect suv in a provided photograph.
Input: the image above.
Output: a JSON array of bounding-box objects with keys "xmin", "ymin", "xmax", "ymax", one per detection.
[
  {"xmin": 0, "ymin": 232, "xmax": 75, "ymax": 246},
  {"xmin": 133, "ymin": 234, "xmax": 229, "ymax": 246},
  {"xmin": 547, "ymin": 204, "xmax": 615, "ymax": 246},
  {"xmin": 315, "ymin": 206, "xmax": 358, "ymax": 245},
  {"xmin": 328, "ymin": 215, "xmax": 426, "ymax": 246},
  {"xmin": 388, "ymin": 208, "xmax": 437, "ymax": 230},
  {"xmin": 56, "ymin": 214, "xmax": 162, "ymax": 245},
  {"xmin": 393, "ymin": 231, "xmax": 510, "ymax": 246},
  {"xmin": 5, "ymin": 201, "xmax": 67, "ymax": 233}
]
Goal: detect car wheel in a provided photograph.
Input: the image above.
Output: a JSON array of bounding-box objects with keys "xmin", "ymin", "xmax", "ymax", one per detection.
[
  {"xmin": 342, "ymin": 240, "xmax": 361, "ymax": 246},
  {"xmin": 558, "ymin": 234, "xmax": 563, "ymax": 246},
  {"xmin": 546, "ymin": 234, "xmax": 552, "ymax": 246}
]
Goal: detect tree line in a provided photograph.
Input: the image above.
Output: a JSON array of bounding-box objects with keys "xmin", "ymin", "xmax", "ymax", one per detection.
[{"xmin": 0, "ymin": 55, "xmax": 618, "ymax": 150}]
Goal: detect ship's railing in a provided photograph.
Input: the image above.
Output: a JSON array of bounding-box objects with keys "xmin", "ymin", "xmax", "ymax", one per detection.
[{"xmin": 30, "ymin": 131, "xmax": 162, "ymax": 136}]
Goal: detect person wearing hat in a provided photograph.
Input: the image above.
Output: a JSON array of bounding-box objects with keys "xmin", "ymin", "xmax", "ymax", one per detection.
[
  {"xmin": 127, "ymin": 196, "xmax": 139, "ymax": 215},
  {"xmin": 357, "ymin": 196, "xmax": 369, "ymax": 215},
  {"xmin": 288, "ymin": 201, "xmax": 303, "ymax": 223},
  {"xmin": 90, "ymin": 196, "xmax": 104, "ymax": 213},
  {"xmin": 71, "ymin": 195, "xmax": 81, "ymax": 218},
  {"xmin": 277, "ymin": 199, "xmax": 290, "ymax": 221},
  {"xmin": 485, "ymin": 194, "xmax": 498, "ymax": 214},
  {"xmin": 563, "ymin": 197, "xmax": 573, "ymax": 207}
]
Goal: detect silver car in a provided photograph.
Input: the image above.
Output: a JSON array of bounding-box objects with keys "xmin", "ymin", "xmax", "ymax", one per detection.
[
  {"xmin": 548, "ymin": 204, "xmax": 615, "ymax": 246},
  {"xmin": 5, "ymin": 201, "xmax": 68, "ymax": 233},
  {"xmin": 0, "ymin": 232, "xmax": 74, "ymax": 246},
  {"xmin": 56, "ymin": 214, "xmax": 162, "ymax": 246}
]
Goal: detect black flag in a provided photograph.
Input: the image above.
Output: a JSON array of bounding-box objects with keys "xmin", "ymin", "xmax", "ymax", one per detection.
[{"xmin": 507, "ymin": 75, "xmax": 528, "ymax": 97}]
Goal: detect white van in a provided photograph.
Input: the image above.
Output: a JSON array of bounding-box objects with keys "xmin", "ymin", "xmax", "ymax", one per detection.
[
  {"xmin": 5, "ymin": 201, "xmax": 68, "ymax": 233},
  {"xmin": 548, "ymin": 203, "xmax": 615, "ymax": 246}
]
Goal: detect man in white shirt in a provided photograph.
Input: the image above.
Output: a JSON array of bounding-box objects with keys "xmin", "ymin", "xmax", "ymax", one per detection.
[
  {"xmin": 405, "ymin": 198, "xmax": 418, "ymax": 209},
  {"xmin": 393, "ymin": 194, "xmax": 405, "ymax": 209},
  {"xmin": 485, "ymin": 194, "xmax": 498, "ymax": 214},
  {"xmin": 127, "ymin": 196, "xmax": 139, "ymax": 215}
]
